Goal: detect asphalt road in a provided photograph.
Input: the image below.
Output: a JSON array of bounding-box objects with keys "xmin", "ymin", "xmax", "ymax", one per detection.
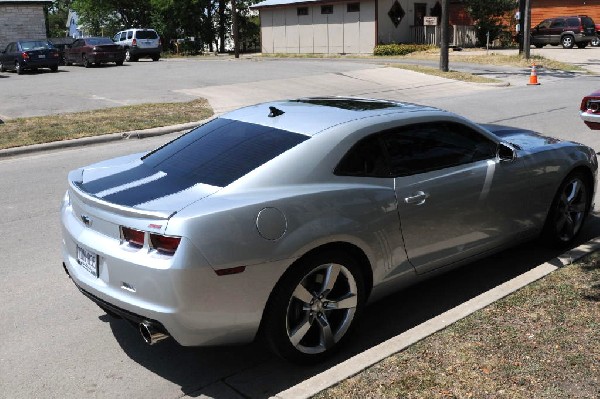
[{"xmin": 1, "ymin": 55, "xmax": 600, "ymax": 398}]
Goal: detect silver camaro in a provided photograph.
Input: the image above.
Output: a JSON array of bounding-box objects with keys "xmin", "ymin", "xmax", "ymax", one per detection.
[{"xmin": 61, "ymin": 97, "xmax": 597, "ymax": 363}]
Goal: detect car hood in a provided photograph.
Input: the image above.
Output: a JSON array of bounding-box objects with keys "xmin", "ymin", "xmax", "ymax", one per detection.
[
  {"xmin": 482, "ymin": 124, "xmax": 563, "ymax": 150},
  {"xmin": 71, "ymin": 153, "xmax": 221, "ymax": 215}
]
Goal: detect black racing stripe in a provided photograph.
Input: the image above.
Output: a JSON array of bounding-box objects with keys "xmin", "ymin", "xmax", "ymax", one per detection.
[
  {"xmin": 100, "ymin": 175, "xmax": 194, "ymax": 207},
  {"xmin": 81, "ymin": 164, "xmax": 155, "ymax": 194}
]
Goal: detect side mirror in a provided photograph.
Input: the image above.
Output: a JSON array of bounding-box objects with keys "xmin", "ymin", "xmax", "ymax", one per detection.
[{"xmin": 497, "ymin": 143, "xmax": 516, "ymax": 162}]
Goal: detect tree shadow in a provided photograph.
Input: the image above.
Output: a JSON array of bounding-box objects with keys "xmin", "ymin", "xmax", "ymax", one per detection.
[{"xmin": 103, "ymin": 214, "xmax": 600, "ymax": 398}]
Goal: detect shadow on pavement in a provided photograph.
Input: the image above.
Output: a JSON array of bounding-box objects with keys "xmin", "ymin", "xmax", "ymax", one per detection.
[{"xmin": 105, "ymin": 214, "xmax": 600, "ymax": 399}]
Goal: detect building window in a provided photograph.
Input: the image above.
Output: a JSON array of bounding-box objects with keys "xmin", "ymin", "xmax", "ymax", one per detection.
[
  {"xmin": 297, "ymin": 6, "xmax": 309, "ymax": 16},
  {"xmin": 347, "ymin": 2, "xmax": 360, "ymax": 12},
  {"xmin": 321, "ymin": 5, "xmax": 333, "ymax": 14}
]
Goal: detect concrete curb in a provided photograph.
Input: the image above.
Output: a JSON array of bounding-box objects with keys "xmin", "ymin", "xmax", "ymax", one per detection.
[
  {"xmin": 0, "ymin": 120, "xmax": 204, "ymax": 159},
  {"xmin": 270, "ymin": 236, "xmax": 600, "ymax": 399}
]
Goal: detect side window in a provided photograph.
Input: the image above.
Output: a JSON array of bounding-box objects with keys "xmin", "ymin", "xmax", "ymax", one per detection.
[
  {"xmin": 120, "ymin": 32, "xmax": 126, "ymax": 41},
  {"xmin": 566, "ymin": 18, "xmax": 579, "ymax": 27},
  {"xmin": 127, "ymin": 31, "xmax": 133, "ymax": 39},
  {"xmin": 335, "ymin": 135, "xmax": 390, "ymax": 177},
  {"xmin": 113, "ymin": 33, "xmax": 120, "ymax": 42},
  {"xmin": 382, "ymin": 122, "xmax": 497, "ymax": 176},
  {"xmin": 550, "ymin": 19, "xmax": 565, "ymax": 28},
  {"xmin": 538, "ymin": 19, "xmax": 551, "ymax": 29}
]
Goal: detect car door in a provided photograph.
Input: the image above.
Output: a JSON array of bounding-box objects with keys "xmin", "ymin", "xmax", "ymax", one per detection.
[
  {"xmin": 386, "ymin": 121, "xmax": 529, "ymax": 274},
  {"xmin": 533, "ymin": 19, "xmax": 551, "ymax": 44},
  {"xmin": 548, "ymin": 18, "xmax": 566, "ymax": 44}
]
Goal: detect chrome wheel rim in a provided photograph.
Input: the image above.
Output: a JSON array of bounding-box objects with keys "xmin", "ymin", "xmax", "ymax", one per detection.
[
  {"xmin": 555, "ymin": 177, "xmax": 587, "ymax": 242},
  {"xmin": 286, "ymin": 263, "xmax": 358, "ymax": 354},
  {"xmin": 563, "ymin": 37, "xmax": 573, "ymax": 47},
  {"xmin": 125, "ymin": 50, "xmax": 130, "ymax": 62}
]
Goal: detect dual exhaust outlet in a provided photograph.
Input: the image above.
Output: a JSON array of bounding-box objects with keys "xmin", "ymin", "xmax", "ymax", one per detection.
[{"xmin": 139, "ymin": 320, "xmax": 169, "ymax": 345}]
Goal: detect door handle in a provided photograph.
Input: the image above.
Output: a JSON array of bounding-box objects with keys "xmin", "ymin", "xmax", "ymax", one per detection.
[{"xmin": 404, "ymin": 191, "xmax": 429, "ymax": 205}]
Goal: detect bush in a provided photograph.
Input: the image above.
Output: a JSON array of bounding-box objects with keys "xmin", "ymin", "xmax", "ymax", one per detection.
[{"xmin": 373, "ymin": 44, "xmax": 434, "ymax": 56}]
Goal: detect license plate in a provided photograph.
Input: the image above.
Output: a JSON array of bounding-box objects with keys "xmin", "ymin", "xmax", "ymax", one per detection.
[
  {"xmin": 77, "ymin": 245, "xmax": 99, "ymax": 277},
  {"xmin": 38, "ymin": 54, "xmax": 46, "ymax": 59}
]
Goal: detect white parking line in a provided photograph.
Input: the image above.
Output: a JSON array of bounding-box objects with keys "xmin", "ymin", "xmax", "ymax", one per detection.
[{"xmin": 271, "ymin": 236, "xmax": 600, "ymax": 399}]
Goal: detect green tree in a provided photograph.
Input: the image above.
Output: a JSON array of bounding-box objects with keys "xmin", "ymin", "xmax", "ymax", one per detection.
[
  {"xmin": 463, "ymin": 0, "xmax": 515, "ymax": 46},
  {"xmin": 47, "ymin": 0, "xmax": 72, "ymax": 37}
]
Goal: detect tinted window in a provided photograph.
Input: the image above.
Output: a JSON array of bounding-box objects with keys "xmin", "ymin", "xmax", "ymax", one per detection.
[
  {"xmin": 127, "ymin": 31, "xmax": 133, "ymax": 39},
  {"xmin": 566, "ymin": 18, "xmax": 580, "ymax": 27},
  {"xmin": 142, "ymin": 118, "xmax": 309, "ymax": 187},
  {"xmin": 335, "ymin": 136, "xmax": 389, "ymax": 177},
  {"xmin": 136, "ymin": 30, "xmax": 158, "ymax": 39},
  {"xmin": 538, "ymin": 19, "xmax": 551, "ymax": 29},
  {"xmin": 382, "ymin": 122, "xmax": 497, "ymax": 176},
  {"xmin": 550, "ymin": 19, "xmax": 565, "ymax": 28},
  {"xmin": 582, "ymin": 17, "xmax": 595, "ymax": 29}
]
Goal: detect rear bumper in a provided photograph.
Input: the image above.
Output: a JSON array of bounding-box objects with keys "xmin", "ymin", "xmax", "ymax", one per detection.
[
  {"xmin": 88, "ymin": 52, "xmax": 125, "ymax": 63},
  {"xmin": 581, "ymin": 111, "xmax": 600, "ymax": 130},
  {"xmin": 22, "ymin": 58, "xmax": 59, "ymax": 69},
  {"xmin": 60, "ymin": 195, "xmax": 289, "ymax": 347},
  {"xmin": 129, "ymin": 46, "xmax": 161, "ymax": 58}
]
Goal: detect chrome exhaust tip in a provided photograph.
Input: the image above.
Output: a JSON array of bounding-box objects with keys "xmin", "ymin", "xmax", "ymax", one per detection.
[{"xmin": 139, "ymin": 320, "xmax": 169, "ymax": 345}]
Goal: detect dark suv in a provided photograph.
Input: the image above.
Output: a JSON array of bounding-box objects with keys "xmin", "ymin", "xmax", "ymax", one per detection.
[{"xmin": 531, "ymin": 15, "xmax": 597, "ymax": 49}]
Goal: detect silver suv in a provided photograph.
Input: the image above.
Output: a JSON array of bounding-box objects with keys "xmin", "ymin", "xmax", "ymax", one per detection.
[{"xmin": 113, "ymin": 28, "xmax": 161, "ymax": 61}]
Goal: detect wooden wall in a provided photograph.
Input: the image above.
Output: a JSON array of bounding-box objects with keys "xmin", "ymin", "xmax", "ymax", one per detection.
[{"xmin": 531, "ymin": 0, "xmax": 600, "ymax": 26}]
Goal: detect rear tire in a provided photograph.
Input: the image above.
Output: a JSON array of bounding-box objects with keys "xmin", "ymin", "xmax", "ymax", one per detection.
[
  {"xmin": 576, "ymin": 42, "xmax": 588, "ymax": 49},
  {"xmin": 152, "ymin": 56, "xmax": 160, "ymax": 61},
  {"xmin": 116, "ymin": 60, "xmax": 124, "ymax": 66},
  {"xmin": 0, "ymin": 61, "xmax": 5, "ymax": 72},
  {"xmin": 591, "ymin": 36, "xmax": 600, "ymax": 47},
  {"xmin": 16, "ymin": 62, "xmax": 22, "ymax": 75},
  {"xmin": 561, "ymin": 35, "xmax": 575, "ymax": 49},
  {"xmin": 542, "ymin": 171, "xmax": 591, "ymax": 246},
  {"xmin": 262, "ymin": 250, "xmax": 365, "ymax": 364},
  {"xmin": 50, "ymin": 65, "xmax": 58, "ymax": 72},
  {"xmin": 83, "ymin": 55, "xmax": 91, "ymax": 68}
]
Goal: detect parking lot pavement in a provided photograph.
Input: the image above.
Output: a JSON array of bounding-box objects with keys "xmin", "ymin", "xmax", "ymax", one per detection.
[{"xmin": 174, "ymin": 66, "xmax": 498, "ymax": 114}]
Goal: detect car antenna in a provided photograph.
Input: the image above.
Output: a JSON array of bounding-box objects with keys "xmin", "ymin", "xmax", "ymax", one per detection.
[{"xmin": 268, "ymin": 106, "xmax": 285, "ymax": 117}]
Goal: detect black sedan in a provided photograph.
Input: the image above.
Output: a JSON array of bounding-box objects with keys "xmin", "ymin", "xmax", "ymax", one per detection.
[
  {"xmin": 0, "ymin": 40, "xmax": 60, "ymax": 74},
  {"xmin": 64, "ymin": 37, "xmax": 125, "ymax": 67}
]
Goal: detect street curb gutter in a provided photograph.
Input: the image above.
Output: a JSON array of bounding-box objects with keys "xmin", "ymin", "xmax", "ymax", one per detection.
[
  {"xmin": 0, "ymin": 120, "xmax": 204, "ymax": 159},
  {"xmin": 271, "ymin": 236, "xmax": 600, "ymax": 399}
]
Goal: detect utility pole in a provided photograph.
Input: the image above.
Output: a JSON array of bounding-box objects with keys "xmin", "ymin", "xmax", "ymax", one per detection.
[
  {"xmin": 439, "ymin": 0, "xmax": 449, "ymax": 71},
  {"xmin": 232, "ymin": 0, "xmax": 240, "ymax": 58},
  {"xmin": 522, "ymin": 0, "xmax": 531, "ymax": 59},
  {"xmin": 517, "ymin": 0, "xmax": 525, "ymax": 54}
]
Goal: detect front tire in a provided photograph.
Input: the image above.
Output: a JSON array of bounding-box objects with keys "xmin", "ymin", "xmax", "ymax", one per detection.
[
  {"xmin": 16, "ymin": 62, "xmax": 22, "ymax": 75},
  {"xmin": 542, "ymin": 172, "xmax": 590, "ymax": 246},
  {"xmin": 0, "ymin": 61, "xmax": 5, "ymax": 72},
  {"xmin": 262, "ymin": 250, "xmax": 365, "ymax": 364},
  {"xmin": 83, "ymin": 55, "xmax": 91, "ymax": 68}
]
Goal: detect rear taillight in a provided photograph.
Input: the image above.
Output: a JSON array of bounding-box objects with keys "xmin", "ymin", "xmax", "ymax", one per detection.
[
  {"xmin": 121, "ymin": 227, "xmax": 145, "ymax": 247},
  {"xmin": 21, "ymin": 52, "xmax": 29, "ymax": 60},
  {"xmin": 132, "ymin": 38, "xmax": 137, "ymax": 47},
  {"xmin": 150, "ymin": 234, "xmax": 181, "ymax": 255},
  {"xmin": 158, "ymin": 38, "xmax": 162, "ymax": 46}
]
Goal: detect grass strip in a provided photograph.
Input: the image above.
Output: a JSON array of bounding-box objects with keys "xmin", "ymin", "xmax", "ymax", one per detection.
[
  {"xmin": 316, "ymin": 253, "xmax": 600, "ymax": 399},
  {"xmin": 0, "ymin": 99, "xmax": 213, "ymax": 150},
  {"xmin": 387, "ymin": 63, "xmax": 501, "ymax": 83}
]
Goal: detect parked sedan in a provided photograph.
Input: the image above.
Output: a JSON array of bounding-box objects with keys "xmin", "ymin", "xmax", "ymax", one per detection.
[
  {"xmin": 0, "ymin": 40, "xmax": 59, "ymax": 74},
  {"xmin": 60, "ymin": 98, "xmax": 597, "ymax": 363},
  {"xmin": 64, "ymin": 37, "xmax": 125, "ymax": 67},
  {"xmin": 580, "ymin": 89, "xmax": 600, "ymax": 130}
]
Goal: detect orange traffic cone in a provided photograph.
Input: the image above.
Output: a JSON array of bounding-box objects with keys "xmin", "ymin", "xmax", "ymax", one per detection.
[{"xmin": 528, "ymin": 63, "xmax": 540, "ymax": 85}]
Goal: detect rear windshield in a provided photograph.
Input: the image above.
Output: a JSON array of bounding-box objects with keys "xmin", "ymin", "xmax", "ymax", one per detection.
[
  {"xmin": 582, "ymin": 17, "xmax": 595, "ymax": 29},
  {"xmin": 21, "ymin": 41, "xmax": 52, "ymax": 51},
  {"xmin": 86, "ymin": 37, "xmax": 114, "ymax": 45},
  {"xmin": 142, "ymin": 118, "xmax": 309, "ymax": 187},
  {"xmin": 136, "ymin": 30, "xmax": 159, "ymax": 39}
]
